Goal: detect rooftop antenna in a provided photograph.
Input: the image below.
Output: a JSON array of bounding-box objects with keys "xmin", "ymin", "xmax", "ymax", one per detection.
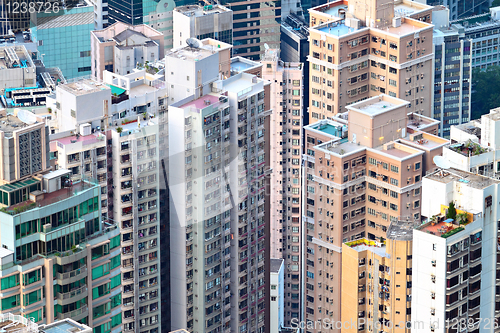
[{"xmin": 186, "ymin": 38, "xmax": 200, "ymax": 49}]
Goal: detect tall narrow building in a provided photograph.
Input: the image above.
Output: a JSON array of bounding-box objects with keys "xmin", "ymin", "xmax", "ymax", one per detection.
[
  {"xmin": 260, "ymin": 48, "xmax": 305, "ymax": 326},
  {"xmin": 165, "ymin": 40, "xmax": 271, "ymax": 333},
  {"xmin": 302, "ymin": 94, "xmax": 448, "ymax": 331},
  {"xmin": 307, "ymin": 0, "xmax": 434, "ymax": 123}
]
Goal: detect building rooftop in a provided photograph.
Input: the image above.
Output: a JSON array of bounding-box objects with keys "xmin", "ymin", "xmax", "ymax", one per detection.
[
  {"xmin": 407, "ymin": 112, "xmax": 440, "ymax": 132},
  {"xmin": 305, "ymin": 119, "xmax": 348, "ymax": 138},
  {"xmin": 223, "ymin": 73, "xmax": 261, "ymax": 95},
  {"xmin": 0, "ymin": 247, "xmax": 14, "ymax": 258},
  {"xmin": 346, "ymin": 94, "xmax": 409, "ymax": 117},
  {"xmin": 174, "ymin": 4, "xmax": 231, "ymax": 17},
  {"xmin": 387, "ymin": 220, "xmax": 416, "ymax": 241},
  {"xmin": 0, "ymin": 313, "xmax": 38, "ymax": 333},
  {"xmin": 113, "ymin": 29, "xmax": 146, "ymax": 43},
  {"xmin": 92, "ymin": 22, "xmax": 163, "ymax": 43},
  {"xmin": 400, "ymin": 132, "xmax": 449, "ymax": 150},
  {"xmin": 0, "ymin": 113, "xmax": 35, "ymax": 136},
  {"xmin": 394, "ymin": 0, "xmax": 433, "ymax": 17},
  {"xmin": 59, "ymin": 79, "xmax": 110, "ymax": 96},
  {"xmin": 345, "ymin": 238, "xmax": 389, "ymax": 258},
  {"xmin": 322, "ymin": 140, "xmax": 365, "ymax": 156},
  {"xmin": 417, "ymin": 219, "xmax": 466, "ymax": 238},
  {"xmin": 270, "ymin": 258, "xmax": 284, "ymax": 273},
  {"xmin": 230, "ymin": 57, "xmax": 262, "ymax": 75},
  {"xmin": 0, "ymin": 45, "xmax": 34, "ymax": 70},
  {"xmin": 54, "ymin": 133, "xmax": 105, "ymax": 147},
  {"xmin": 179, "ymin": 94, "xmax": 222, "ymax": 110},
  {"xmin": 426, "ymin": 168, "xmax": 500, "ymax": 189},
  {"xmin": 167, "ymin": 38, "xmax": 232, "ymax": 62},
  {"xmin": 316, "ymin": 21, "xmax": 359, "ymax": 37},
  {"xmin": 40, "ymin": 319, "xmax": 92, "ymax": 333}
]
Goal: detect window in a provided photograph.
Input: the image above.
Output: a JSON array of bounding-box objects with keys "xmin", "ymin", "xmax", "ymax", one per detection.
[
  {"xmin": 391, "ymin": 165, "xmax": 399, "ymax": 173},
  {"xmin": 390, "ymin": 178, "xmax": 399, "ymax": 186},
  {"xmin": 415, "ymin": 162, "xmax": 421, "ymax": 170}
]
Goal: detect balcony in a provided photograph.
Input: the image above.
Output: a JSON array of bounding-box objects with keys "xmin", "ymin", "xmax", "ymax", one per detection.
[
  {"xmin": 56, "ymin": 265, "xmax": 87, "ymax": 283},
  {"xmin": 56, "ymin": 305, "xmax": 88, "ymax": 321},
  {"xmin": 56, "ymin": 286, "xmax": 87, "ymax": 304}
]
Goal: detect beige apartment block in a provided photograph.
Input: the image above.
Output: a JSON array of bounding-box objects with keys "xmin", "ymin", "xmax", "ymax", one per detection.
[
  {"xmin": 341, "ymin": 221, "xmax": 413, "ymax": 333},
  {"xmin": 261, "ymin": 49, "xmax": 304, "ymax": 325},
  {"xmin": 307, "ymin": 0, "xmax": 434, "ymax": 124},
  {"xmin": 302, "ymin": 94, "xmax": 448, "ymax": 331}
]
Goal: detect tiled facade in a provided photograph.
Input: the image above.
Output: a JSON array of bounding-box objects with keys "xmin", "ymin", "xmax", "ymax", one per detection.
[{"xmin": 307, "ymin": 0, "xmax": 434, "ymax": 123}]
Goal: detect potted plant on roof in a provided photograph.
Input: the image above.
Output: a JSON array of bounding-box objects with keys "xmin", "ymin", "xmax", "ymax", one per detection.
[
  {"xmin": 116, "ymin": 127, "xmax": 123, "ymax": 134},
  {"xmin": 430, "ymin": 215, "xmax": 438, "ymax": 226},
  {"xmin": 456, "ymin": 212, "xmax": 469, "ymax": 225}
]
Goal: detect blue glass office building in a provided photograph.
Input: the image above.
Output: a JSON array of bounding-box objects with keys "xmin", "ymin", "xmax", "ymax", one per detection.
[{"xmin": 31, "ymin": 5, "xmax": 94, "ymax": 79}]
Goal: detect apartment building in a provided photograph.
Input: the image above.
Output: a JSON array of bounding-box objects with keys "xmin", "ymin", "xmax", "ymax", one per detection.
[
  {"xmin": 223, "ymin": 0, "xmax": 281, "ymax": 59},
  {"xmin": 165, "ymin": 39, "xmax": 271, "ymax": 332},
  {"xmin": 451, "ymin": 7, "xmax": 500, "ymax": 70},
  {"xmin": 302, "ymin": 94, "xmax": 448, "ymax": 331},
  {"xmin": 425, "ymin": 0, "xmax": 490, "ymax": 20},
  {"xmin": 270, "ymin": 259, "xmax": 285, "ymax": 333},
  {"xmin": 165, "ymin": 39, "xmax": 232, "ymax": 105},
  {"xmin": 173, "ymin": 5, "xmax": 233, "ymax": 49},
  {"xmin": 168, "ymin": 70, "xmax": 270, "ymax": 333},
  {"xmin": 281, "ymin": 14, "xmax": 310, "ymax": 124},
  {"xmin": 413, "ymin": 168, "xmax": 500, "ymax": 332},
  {"xmin": 341, "ymin": 220, "xmax": 414, "ymax": 333},
  {"xmin": 443, "ymin": 107, "xmax": 500, "ymax": 178},
  {"xmin": 47, "ymin": 70, "xmax": 166, "ymax": 133},
  {"xmin": 50, "ymin": 129, "xmax": 109, "ymax": 222},
  {"xmin": 307, "ymin": 0, "xmax": 434, "ymax": 123},
  {"xmin": 109, "ymin": 118, "xmax": 161, "ymax": 333},
  {"xmin": 431, "ymin": 7, "xmax": 472, "ymax": 138},
  {"xmin": 0, "ymin": 126, "xmax": 121, "ymax": 329},
  {"xmin": 90, "ymin": 22, "xmax": 165, "ymax": 81},
  {"xmin": 260, "ymin": 48, "xmax": 305, "ymax": 326}
]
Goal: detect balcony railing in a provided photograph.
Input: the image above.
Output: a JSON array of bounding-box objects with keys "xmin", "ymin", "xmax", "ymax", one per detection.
[
  {"xmin": 56, "ymin": 265, "xmax": 87, "ymax": 280},
  {"xmin": 56, "ymin": 286, "xmax": 87, "ymax": 300},
  {"xmin": 56, "ymin": 305, "xmax": 88, "ymax": 320}
]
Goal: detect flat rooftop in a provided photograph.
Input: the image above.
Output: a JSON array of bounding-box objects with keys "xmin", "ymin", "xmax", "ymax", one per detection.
[
  {"xmin": 174, "ymin": 4, "xmax": 231, "ymax": 17},
  {"xmin": 59, "ymin": 79, "xmax": 110, "ymax": 96},
  {"xmin": 426, "ymin": 168, "xmax": 499, "ymax": 190},
  {"xmin": 345, "ymin": 239, "xmax": 389, "ymax": 258},
  {"xmin": 387, "ymin": 221, "xmax": 416, "ymax": 241},
  {"xmin": 323, "ymin": 141, "xmax": 365, "ymax": 156},
  {"xmin": 417, "ymin": 220, "xmax": 464, "ymax": 238},
  {"xmin": 377, "ymin": 145, "xmax": 412, "ymax": 158},
  {"xmin": 223, "ymin": 73, "xmax": 259, "ymax": 95},
  {"xmin": 180, "ymin": 94, "xmax": 221, "ymax": 110},
  {"xmin": 407, "ymin": 112, "xmax": 440, "ymax": 130},
  {"xmin": 316, "ymin": 21, "xmax": 355, "ymax": 37},
  {"xmin": 347, "ymin": 94, "xmax": 408, "ymax": 117},
  {"xmin": 55, "ymin": 133, "xmax": 105, "ymax": 147},
  {"xmin": 231, "ymin": 57, "xmax": 261, "ymax": 74},
  {"xmin": 394, "ymin": 0, "xmax": 432, "ymax": 17},
  {"xmin": 8, "ymin": 180, "xmax": 96, "ymax": 211},
  {"xmin": 400, "ymin": 132, "xmax": 449, "ymax": 150},
  {"xmin": 0, "ymin": 314, "xmax": 38, "ymax": 333},
  {"xmin": 305, "ymin": 119, "xmax": 348, "ymax": 138},
  {"xmin": 40, "ymin": 318, "xmax": 92, "ymax": 333},
  {"xmin": 270, "ymin": 258, "xmax": 284, "ymax": 273},
  {"xmin": 0, "ymin": 114, "xmax": 33, "ymax": 136}
]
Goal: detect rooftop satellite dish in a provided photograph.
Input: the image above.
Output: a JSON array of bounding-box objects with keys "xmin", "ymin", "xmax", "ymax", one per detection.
[
  {"xmin": 433, "ymin": 155, "xmax": 451, "ymax": 169},
  {"xmin": 186, "ymin": 38, "xmax": 200, "ymax": 49},
  {"xmin": 264, "ymin": 43, "xmax": 269, "ymax": 50}
]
